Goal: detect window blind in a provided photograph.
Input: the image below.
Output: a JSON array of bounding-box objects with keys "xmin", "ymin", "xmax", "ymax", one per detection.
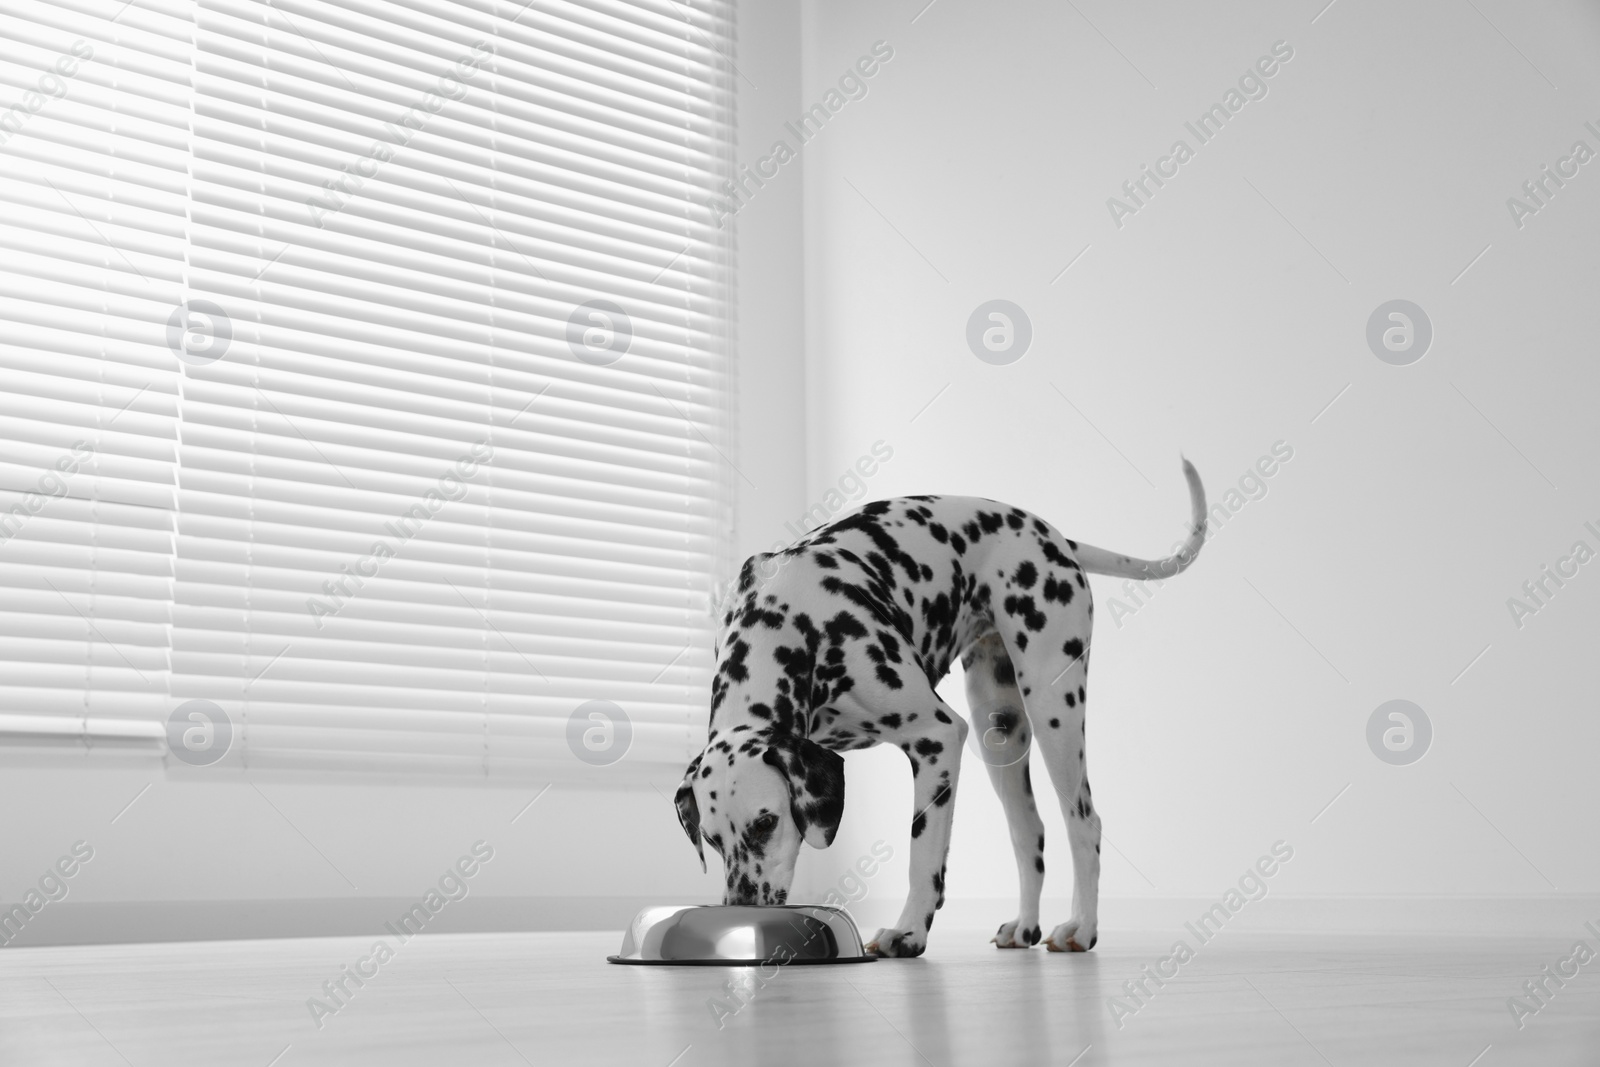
[
  {"xmin": 0, "ymin": 0, "xmax": 187, "ymax": 729},
  {"xmin": 0, "ymin": 0, "xmax": 735, "ymax": 775}
]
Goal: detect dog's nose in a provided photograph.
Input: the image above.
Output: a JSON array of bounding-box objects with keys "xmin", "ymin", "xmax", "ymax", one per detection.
[
  {"xmin": 724, "ymin": 886, "xmax": 760, "ymax": 905},
  {"xmin": 724, "ymin": 872, "xmax": 761, "ymax": 906}
]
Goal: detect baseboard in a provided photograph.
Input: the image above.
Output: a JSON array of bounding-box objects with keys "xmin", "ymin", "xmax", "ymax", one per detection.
[
  {"xmin": 0, "ymin": 896, "xmax": 698, "ymax": 949},
  {"xmin": 5, "ymin": 894, "xmax": 1598, "ymax": 948},
  {"xmin": 851, "ymin": 895, "xmax": 1600, "ymax": 939}
]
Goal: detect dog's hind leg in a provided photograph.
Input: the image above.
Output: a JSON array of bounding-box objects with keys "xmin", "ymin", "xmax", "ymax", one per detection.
[
  {"xmin": 991, "ymin": 580, "xmax": 1100, "ymax": 952},
  {"xmin": 1029, "ymin": 643, "xmax": 1100, "ymax": 952},
  {"xmin": 962, "ymin": 634, "xmax": 1044, "ymax": 948}
]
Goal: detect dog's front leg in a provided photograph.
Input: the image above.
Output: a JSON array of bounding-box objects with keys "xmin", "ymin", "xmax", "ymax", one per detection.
[{"xmin": 866, "ymin": 702, "xmax": 967, "ymax": 959}]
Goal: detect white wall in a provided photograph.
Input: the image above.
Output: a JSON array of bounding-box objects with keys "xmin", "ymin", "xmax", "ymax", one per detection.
[
  {"xmin": 793, "ymin": 0, "xmax": 1600, "ymax": 925},
  {"xmin": 0, "ymin": 0, "xmax": 808, "ymax": 944},
  {"xmin": 10, "ymin": 0, "xmax": 1599, "ymax": 945}
]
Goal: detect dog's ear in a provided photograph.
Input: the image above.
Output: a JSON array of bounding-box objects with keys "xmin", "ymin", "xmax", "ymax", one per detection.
[
  {"xmin": 674, "ymin": 757, "xmax": 706, "ymax": 872},
  {"xmin": 763, "ymin": 737, "xmax": 845, "ymax": 849}
]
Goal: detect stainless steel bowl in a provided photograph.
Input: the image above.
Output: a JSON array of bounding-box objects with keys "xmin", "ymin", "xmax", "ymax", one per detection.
[{"xmin": 609, "ymin": 905, "xmax": 877, "ymax": 965}]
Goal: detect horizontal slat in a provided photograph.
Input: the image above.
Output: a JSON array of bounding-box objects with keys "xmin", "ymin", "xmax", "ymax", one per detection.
[
  {"xmin": 168, "ymin": 580, "xmax": 714, "ymax": 624},
  {"xmin": 175, "ymin": 401, "xmax": 724, "ymax": 470},
  {"xmin": 0, "ymin": 689, "xmax": 175, "ymax": 715},
  {"xmin": 171, "ymin": 701, "xmax": 707, "ymax": 732},
  {"xmin": 216, "ymin": 719, "xmax": 699, "ymax": 769},
  {"xmin": 0, "ymin": 713, "xmax": 166, "ymax": 743}
]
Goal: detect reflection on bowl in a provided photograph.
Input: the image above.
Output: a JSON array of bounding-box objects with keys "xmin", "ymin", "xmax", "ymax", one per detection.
[{"xmin": 608, "ymin": 905, "xmax": 877, "ymax": 965}]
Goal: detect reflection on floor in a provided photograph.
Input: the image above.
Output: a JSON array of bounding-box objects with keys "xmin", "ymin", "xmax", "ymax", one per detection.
[{"xmin": 0, "ymin": 929, "xmax": 1594, "ymax": 1065}]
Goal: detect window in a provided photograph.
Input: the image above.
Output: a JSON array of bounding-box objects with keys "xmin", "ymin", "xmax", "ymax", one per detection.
[{"xmin": 0, "ymin": 0, "xmax": 735, "ymax": 776}]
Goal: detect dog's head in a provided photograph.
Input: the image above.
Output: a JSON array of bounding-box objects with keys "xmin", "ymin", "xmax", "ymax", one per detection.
[{"xmin": 674, "ymin": 734, "xmax": 845, "ymax": 905}]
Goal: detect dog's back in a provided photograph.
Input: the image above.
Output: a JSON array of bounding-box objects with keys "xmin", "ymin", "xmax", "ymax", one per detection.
[{"xmin": 732, "ymin": 496, "xmax": 1085, "ymax": 692}]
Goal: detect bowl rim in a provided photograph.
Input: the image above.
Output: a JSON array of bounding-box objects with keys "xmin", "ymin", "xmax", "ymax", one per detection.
[
  {"xmin": 606, "ymin": 954, "xmax": 877, "ymax": 966},
  {"xmin": 608, "ymin": 902, "xmax": 879, "ymax": 966}
]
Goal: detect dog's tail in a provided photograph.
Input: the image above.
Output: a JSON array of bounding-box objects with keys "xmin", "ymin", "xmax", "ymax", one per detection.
[{"xmin": 1072, "ymin": 458, "xmax": 1206, "ymax": 582}]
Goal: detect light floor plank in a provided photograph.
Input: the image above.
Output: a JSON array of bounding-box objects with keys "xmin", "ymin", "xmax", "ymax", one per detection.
[{"xmin": 0, "ymin": 929, "xmax": 1594, "ymax": 1065}]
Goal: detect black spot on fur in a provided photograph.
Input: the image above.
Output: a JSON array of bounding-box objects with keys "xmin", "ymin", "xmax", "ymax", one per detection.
[
  {"xmin": 824, "ymin": 610, "xmax": 868, "ymax": 644},
  {"xmin": 1002, "ymin": 594, "xmax": 1048, "ymax": 632},
  {"xmin": 1042, "ymin": 575, "xmax": 1073, "ymax": 604}
]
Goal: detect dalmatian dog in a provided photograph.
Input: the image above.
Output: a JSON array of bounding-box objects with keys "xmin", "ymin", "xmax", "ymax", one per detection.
[{"xmin": 674, "ymin": 460, "xmax": 1206, "ymax": 957}]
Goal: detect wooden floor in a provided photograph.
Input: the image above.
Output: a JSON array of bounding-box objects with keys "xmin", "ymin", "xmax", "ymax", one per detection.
[{"xmin": 1, "ymin": 928, "xmax": 1594, "ymax": 1065}]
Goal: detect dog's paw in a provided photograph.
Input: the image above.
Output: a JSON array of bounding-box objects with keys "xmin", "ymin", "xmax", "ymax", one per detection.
[
  {"xmin": 990, "ymin": 919, "xmax": 1041, "ymax": 949},
  {"xmin": 865, "ymin": 928, "xmax": 926, "ymax": 958},
  {"xmin": 1044, "ymin": 917, "xmax": 1097, "ymax": 953}
]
